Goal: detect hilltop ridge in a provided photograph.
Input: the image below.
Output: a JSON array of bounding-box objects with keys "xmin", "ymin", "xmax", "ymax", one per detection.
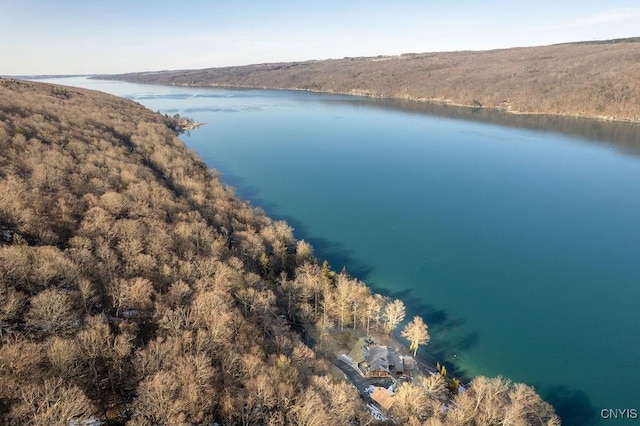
[{"xmin": 103, "ymin": 37, "xmax": 640, "ymax": 122}]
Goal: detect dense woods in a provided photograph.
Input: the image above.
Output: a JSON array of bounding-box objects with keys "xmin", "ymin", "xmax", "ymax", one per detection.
[
  {"xmin": 106, "ymin": 37, "xmax": 640, "ymax": 123},
  {"xmin": 0, "ymin": 78, "xmax": 559, "ymax": 424}
]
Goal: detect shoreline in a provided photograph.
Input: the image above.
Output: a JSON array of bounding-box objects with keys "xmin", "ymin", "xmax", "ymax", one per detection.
[
  {"xmin": 326, "ymin": 327, "xmax": 471, "ymax": 391},
  {"xmin": 92, "ymin": 73, "xmax": 640, "ymax": 124},
  {"xmin": 377, "ymin": 330, "xmax": 471, "ymax": 386},
  {"xmin": 164, "ymin": 80, "xmax": 640, "ymax": 125}
]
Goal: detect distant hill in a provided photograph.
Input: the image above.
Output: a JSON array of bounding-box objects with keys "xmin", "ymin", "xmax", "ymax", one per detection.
[
  {"xmin": 104, "ymin": 37, "xmax": 640, "ymax": 122},
  {"xmin": 1, "ymin": 74, "xmax": 92, "ymax": 80}
]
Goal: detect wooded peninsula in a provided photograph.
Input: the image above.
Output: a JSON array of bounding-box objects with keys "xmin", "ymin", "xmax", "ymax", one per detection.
[
  {"xmin": 0, "ymin": 78, "xmax": 559, "ymax": 424},
  {"xmin": 102, "ymin": 37, "xmax": 640, "ymax": 123}
]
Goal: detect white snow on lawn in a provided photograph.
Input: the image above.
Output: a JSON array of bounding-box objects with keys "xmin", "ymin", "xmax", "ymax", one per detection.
[{"xmin": 367, "ymin": 403, "xmax": 387, "ymax": 421}]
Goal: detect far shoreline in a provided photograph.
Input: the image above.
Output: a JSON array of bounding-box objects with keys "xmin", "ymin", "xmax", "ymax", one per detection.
[
  {"xmin": 93, "ymin": 75, "xmax": 640, "ymax": 125},
  {"xmin": 91, "ymin": 76, "xmax": 640, "ymax": 155},
  {"xmin": 196, "ymin": 82, "xmax": 640, "ymax": 125}
]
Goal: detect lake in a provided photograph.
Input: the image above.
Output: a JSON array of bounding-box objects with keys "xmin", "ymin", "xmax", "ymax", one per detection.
[{"xmin": 38, "ymin": 77, "xmax": 640, "ymax": 425}]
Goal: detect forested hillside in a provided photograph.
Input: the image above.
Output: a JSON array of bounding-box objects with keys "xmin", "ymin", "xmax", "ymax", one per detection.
[
  {"xmin": 0, "ymin": 79, "xmax": 559, "ymax": 425},
  {"xmin": 0, "ymin": 78, "xmax": 364, "ymax": 425},
  {"xmin": 106, "ymin": 37, "xmax": 640, "ymax": 122}
]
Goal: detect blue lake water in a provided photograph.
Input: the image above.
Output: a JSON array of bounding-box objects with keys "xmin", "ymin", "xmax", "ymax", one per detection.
[{"xmin": 40, "ymin": 77, "xmax": 640, "ymax": 425}]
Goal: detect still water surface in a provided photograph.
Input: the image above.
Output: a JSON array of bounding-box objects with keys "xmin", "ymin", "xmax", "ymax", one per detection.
[{"xmin": 40, "ymin": 77, "xmax": 640, "ymax": 425}]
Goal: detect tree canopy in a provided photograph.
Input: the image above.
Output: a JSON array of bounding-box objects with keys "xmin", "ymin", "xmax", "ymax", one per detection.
[{"xmin": 401, "ymin": 315, "xmax": 430, "ymax": 357}]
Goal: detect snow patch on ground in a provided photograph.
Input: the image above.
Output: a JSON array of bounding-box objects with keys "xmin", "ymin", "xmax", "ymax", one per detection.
[
  {"xmin": 68, "ymin": 417, "xmax": 103, "ymax": 426},
  {"xmin": 367, "ymin": 403, "xmax": 387, "ymax": 421}
]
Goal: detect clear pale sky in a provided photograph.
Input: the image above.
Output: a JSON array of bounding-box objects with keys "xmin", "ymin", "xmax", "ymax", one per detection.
[{"xmin": 1, "ymin": 0, "xmax": 639, "ymax": 75}]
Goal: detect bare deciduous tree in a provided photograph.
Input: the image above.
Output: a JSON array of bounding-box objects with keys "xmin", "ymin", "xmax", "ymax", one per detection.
[
  {"xmin": 296, "ymin": 239, "xmax": 314, "ymax": 265},
  {"xmin": 132, "ymin": 353, "xmax": 214, "ymax": 424},
  {"xmin": 401, "ymin": 315, "xmax": 430, "ymax": 357},
  {"xmin": 0, "ymin": 337, "xmax": 44, "ymax": 401},
  {"xmin": 26, "ymin": 288, "xmax": 78, "ymax": 335},
  {"xmin": 47, "ymin": 336, "xmax": 79, "ymax": 379},
  {"xmin": 421, "ymin": 373, "xmax": 448, "ymax": 400},
  {"xmin": 107, "ymin": 277, "xmax": 154, "ymax": 317},
  {"xmin": 15, "ymin": 378, "xmax": 96, "ymax": 426},
  {"xmin": 0, "ymin": 285, "xmax": 26, "ymax": 327},
  {"xmin": 391, "ymin": 381, "xmax": 440, "ymax": 424},
  {"xmin": 132, "ymin": 370, "xmax": 184, "ymax": 424},
  {"xmin": 384, "ymin": 298, "xmax": 406, "ymax": 334},
  {"xmin": 446, "ymin": 376, "xmax": 559, "ymax": 426},
  {"xmin": 290, "ymin": 388, "xmax": 331, "ymax": 426}
]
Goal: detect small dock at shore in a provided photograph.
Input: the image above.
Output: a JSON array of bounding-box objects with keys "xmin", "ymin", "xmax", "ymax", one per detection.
[
  {"xmin": 165, "ymin": 113, "xmax": 205, "ymax": 133},
  {"xmin": 177, "ymin": 120, "xmax": 205, "ymax": 131}
]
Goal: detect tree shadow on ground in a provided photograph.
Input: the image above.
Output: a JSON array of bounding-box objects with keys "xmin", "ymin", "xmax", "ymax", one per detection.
[
  {"xmin": 216, "ymin": 168, "xmax": 475, "ymax": 379},
  {"xmin": 216, "ymin": 170, "xmax": 265, "ymax": 205},
  {"xmin": 218, "ymin": 169, "xmax": 374, "ymax": 281},
  {"xmin": 372, "ymin": 287, "xmax": 479, "ymax": 381},
  {"xmin": 275, "ymin": 212, "xmax": 373, "ymax": 280},
  {"xmin": 543, "ymin": 386, "xmax": 599, "ymax": 426}
]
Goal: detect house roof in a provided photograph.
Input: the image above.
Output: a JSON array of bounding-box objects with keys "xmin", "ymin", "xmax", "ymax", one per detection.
[
  {"xmin": 370, "ymin": 386, "xmax": 395, "ymax": 411},
  {"xmin": 366, "ymin": 345, "xmax": 389, "ymax": 373},
  {"xmin": 402, "ymin": 356, "xmax": 416, "ymax": 372},
  {"xmin": 389, "ymin": 350, "xmax": 402, "ymax": 371},
  {"xmin": 387, "ymin": 348, "xmax": 416, "ymax": 373}
]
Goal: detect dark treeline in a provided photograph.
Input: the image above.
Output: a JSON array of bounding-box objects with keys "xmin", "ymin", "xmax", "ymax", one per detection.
[{"xmin": 0, "ymin": 79, "xmax": 559, "ymax": 425}]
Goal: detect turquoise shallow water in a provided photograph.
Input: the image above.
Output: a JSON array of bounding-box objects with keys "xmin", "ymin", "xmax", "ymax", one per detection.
[{"xmin": 40, "ymin": 77, "xmax": 640, "ymax": 425}]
